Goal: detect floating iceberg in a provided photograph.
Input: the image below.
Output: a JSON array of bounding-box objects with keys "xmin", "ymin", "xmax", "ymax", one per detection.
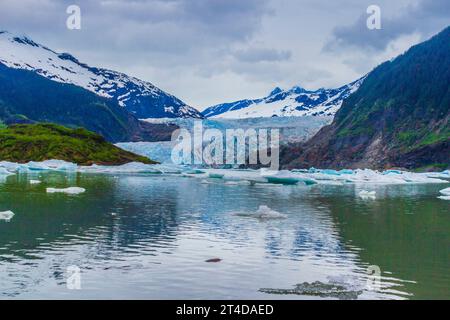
[
  {"xmin": 0, "ymin": 167, "xmax": 15, "ymax": 176},
  {"xmin": 234, "ymin": 205, "xmax": 287, "ymax": 220},
  {"xmin": 29, "ymin": 180, "xmax": 41, "ymax": 184},
  {"xmin": 0, "ymin": 210, "xmax": 15, "ymax": 222},
  {"xmin": 46, "ymin": 187, "xmax": 86, "ymax": 195},
  {"xmin": 79, "ymin": 162, "xmax": 164, "ymax": 174},
  {"xmin": 439, "ymin": 187, "xmax": 450, "ymax": 195},
  {"xmin": 209, "ymin": 173, "xmax": 225, "ymax": 179},
  {"xmin": 358, "ymin": 190, "xmax": 376, "ymax": 199},
  {"xmin": 426, "ymin": 171, "xmax": 450, "ymax": 179},
  {"xmin": 27, "ymin": 160, "xmax": 77, "ymax": 171},
  {"xmin": 438, "ymin": 196, "xmax": 450, "ymax": 200}
]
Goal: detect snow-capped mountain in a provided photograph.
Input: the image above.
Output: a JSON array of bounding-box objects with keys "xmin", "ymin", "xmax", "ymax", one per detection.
[
  {"xmin": 202, "ymin": 78, "xmax": 365, "ymax": 119},
  {"xmin": 0, "ymin": 31, "xmax": 202, "ymax": 119}
]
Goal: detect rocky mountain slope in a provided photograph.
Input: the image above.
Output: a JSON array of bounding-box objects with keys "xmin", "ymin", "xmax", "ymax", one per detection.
[{"xmin": 281, "ymin": 26, "xmax": 450, "ymax": 170}]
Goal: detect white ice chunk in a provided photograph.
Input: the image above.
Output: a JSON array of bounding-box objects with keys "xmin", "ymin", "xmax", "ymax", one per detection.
[
  {"xmin": 29, "ymin": 180, "xmax": 41, "ymax": 184},
  {"xmin": 0, "ymin": 166, "xmax": 16, "ymax": 175},
  {"xmin": 437, "ymin": 196, "xmax": 450, "ymax": 200},
  {"xmin": 46, "ymin": 187, "xmax": 86, "ymax": 195},
  {"xmin": 78, "ymin": 162, "xmax": 163, "ymax": 174},
  {"xmin": 0, "ymin": 210, "xmax": 15, "ymax": 222},
  {"xmin": 26, "ymin": 160, "xmax": 77, "ymax": 171},
  {"xmin": 358, "ymin": 190, "xmax": 376, "ymax": 199},
  {"xmin": 234, "ymin": 205, "xmax": 287, "ymax": 220},
  {"xmin": 439, "ymin": 187, "xmax": 450, "ymax": 195}
]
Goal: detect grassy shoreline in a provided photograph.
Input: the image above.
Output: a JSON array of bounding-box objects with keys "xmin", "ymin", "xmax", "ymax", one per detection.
[{"xmin": 0, "ymin": 123, "xmax": 156, "ymax": 166}]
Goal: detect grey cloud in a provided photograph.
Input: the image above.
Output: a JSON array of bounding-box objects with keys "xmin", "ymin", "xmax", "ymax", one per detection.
[
  {"xmin": 0, "ymin": 0, "xmax": 272, "ymax": 53},
  {"xmin": 0, "ymin": 0, "xmax": 447, "ymax": 107},
  {"xmin": 324, "ymin": 0, "xmax": 450, "ymax": 52},
  {"xmin": 234, "ymin": 47, "xmax": 292, "ymax": 63}
]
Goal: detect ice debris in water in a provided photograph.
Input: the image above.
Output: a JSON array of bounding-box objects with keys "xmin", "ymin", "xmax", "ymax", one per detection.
[
  {"xmin": 259, "ymin": 281, "xmax": 363, "ymax": 300},
  {"xmin": 358, "ymin": 190, "xmax": 376, "ymax": 199},
  {"xmin": 0, "ymin": 167, "xmax": 15, "ymax": 176},
  {"xmin": 438, "ymin": 187, "xmax": 450, "ymax": 200},
  {"xmin": 0, "ymin": 159, "xmax": 447, "ymax": 186},
  {"xmin": 27, "ymin": 160, "xmax": 77, "ymax": 171},
  {"xmin": 234, "ymin": 205, "xmax": 287, "ymax": 220},
  {"xmin": 29, "ymin": 180, "xmax": 41, "ymax": 184},
  {"xmin": 46, "ymin": 187, "xmax": 86, "ymax": 195},
  {"xmin": 0, "ymin": 210, "xmax": 15, "ymax": 222}
]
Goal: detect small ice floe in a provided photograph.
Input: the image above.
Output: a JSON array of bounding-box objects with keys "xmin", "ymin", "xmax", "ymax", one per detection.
[
  {"xmin": 200, "ymin": 179, "xmax": 211, "ymax": 184},
  {"xmin": 111, "ymin": 212, "xmax": 118, "ymax": 217},
  {"xmin": 79, "ymin": 162, "xmax": 163, "ymax": 174},
  {"xmin": 438, "ymin": 196, "xmax": 450, "ymax": 201},
  {"xmin": 205, "ymin": 258, "xmax": 222, "ymax": 263},
  {"xmin": 225, "ymin": 181, "xmax": 239, "ymax": 186},
  {"xmin": 0, "ymin": 167, "xmax": 15, "ymax": 176},
  {"xmin": 46, "ymin": 187, "xmax": 86, "ymax": 195},
  {"xmin": 266, "ymin": 176, "xmax": 300, "ymax": 185},
  {"xmin": 358, "ymin": 190, "xmax": 376, "ymax": 199},
  {"xmin": 439, "ymin": 187, "xmax": 450, "ymax": 195},
  {"xmin": 0, "ymin": 210, "xmax": 15, "ymax": 222},
  {"xmin": 29, "ymin": 180, "xmax": 41, "ymax": 185},
  {"xmin": 27, "ymin": 160, "xmax": 77, "ymax": 171},
  {"xmin": 209, "ymin": 173, "xmax": 225, "ymax": 179},
  {"xmin": 234, "ymin": 205, "xmax": 287, "ymax": 220}
]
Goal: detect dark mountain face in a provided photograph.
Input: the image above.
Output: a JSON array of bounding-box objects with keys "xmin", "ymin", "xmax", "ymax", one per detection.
[
  {"xmin": 0, "ymin": 64, "xmax": 177, "ymax": 143},
  {"xmin": 282, "ymin": 26, "xmax": 450, "ymax": 170},
  {"xmin": 0, "ymin": 31, "xmax": 203, "ymax": 119}
]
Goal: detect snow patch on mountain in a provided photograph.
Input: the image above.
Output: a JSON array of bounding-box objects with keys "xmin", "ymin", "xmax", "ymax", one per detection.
[
  {"xmin": 202, "ymin": 78, "xmax": 365, "ymax": 119},
  {"xmin": 0, "ymin": 31, "xmax": 202, "ymax": 119}
]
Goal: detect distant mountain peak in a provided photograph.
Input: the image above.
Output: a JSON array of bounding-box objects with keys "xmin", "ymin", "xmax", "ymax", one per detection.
[
  {"xmin": 202, "ymin": 78, "xmax": 365, "ymax": 119},
  {"xmin": 0, "ymin": 31, "xmax": 203, "ymax": 119},
  {"xmin": 269, "ymin": 87, "xmax": 283, "ymax": 96}
]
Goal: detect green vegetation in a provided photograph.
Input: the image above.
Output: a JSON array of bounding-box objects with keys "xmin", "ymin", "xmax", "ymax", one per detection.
[
  {"xmin": 334, "ymin": 26, "xmax": 450, "ymax": 152},
  {"xmin": 0, "ymin": 63, "xmax": 143, "ymax": 142},
  {"xmin": 282, "ymin": 26, "xmax": 450, "ymax": 170},
  {"xmin": 0, "ymin": 123, "xmax": 156, "ymax": 165}
]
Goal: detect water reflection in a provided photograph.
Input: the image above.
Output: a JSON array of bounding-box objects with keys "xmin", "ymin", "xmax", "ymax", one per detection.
[{"xmin": 0, "ymin": 172, "xmax": 448, "ymax": 299}]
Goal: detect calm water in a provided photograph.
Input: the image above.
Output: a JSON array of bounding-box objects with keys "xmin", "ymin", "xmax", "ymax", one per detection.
[{"xmin": 0, "ymin": 172, "xmax": 448, "ymax": 299}]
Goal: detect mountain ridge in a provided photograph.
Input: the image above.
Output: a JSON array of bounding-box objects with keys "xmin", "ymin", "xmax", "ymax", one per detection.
[
  {"xmin": 202, "ymin": 78, "xmax": 364, "ymax": 119},
  {"xmin": 281, "ymin": 26, "xmax": 450, "ymax": 170},
  {"xmin": 0, "ymin": 31, "xmax": 203, "ymax": 119}
]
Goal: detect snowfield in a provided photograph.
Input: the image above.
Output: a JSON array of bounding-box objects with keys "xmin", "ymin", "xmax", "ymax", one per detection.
[
  {"xmin": 202, "ymin": 78, "xmax": 365, "ymax": 119},
  {"xmin": 0, "ymin": 31, "xmax": 201, "ymax": 118}
]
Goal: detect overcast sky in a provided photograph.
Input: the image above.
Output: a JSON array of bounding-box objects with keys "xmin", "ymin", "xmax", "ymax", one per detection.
[{"xmin": 0, "ymin": 0, "xmax": 448, "ymax": 109}]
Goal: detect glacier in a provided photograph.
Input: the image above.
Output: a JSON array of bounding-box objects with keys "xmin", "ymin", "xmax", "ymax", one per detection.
[{"xmin": 118, "ymin": 117, "xmax": 332, "ymax": 165}]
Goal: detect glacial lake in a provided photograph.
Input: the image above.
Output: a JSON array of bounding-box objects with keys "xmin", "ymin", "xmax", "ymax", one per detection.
[{"xmin": 0, "ymin": 171, "xmax": 448, "ymax": 299}]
